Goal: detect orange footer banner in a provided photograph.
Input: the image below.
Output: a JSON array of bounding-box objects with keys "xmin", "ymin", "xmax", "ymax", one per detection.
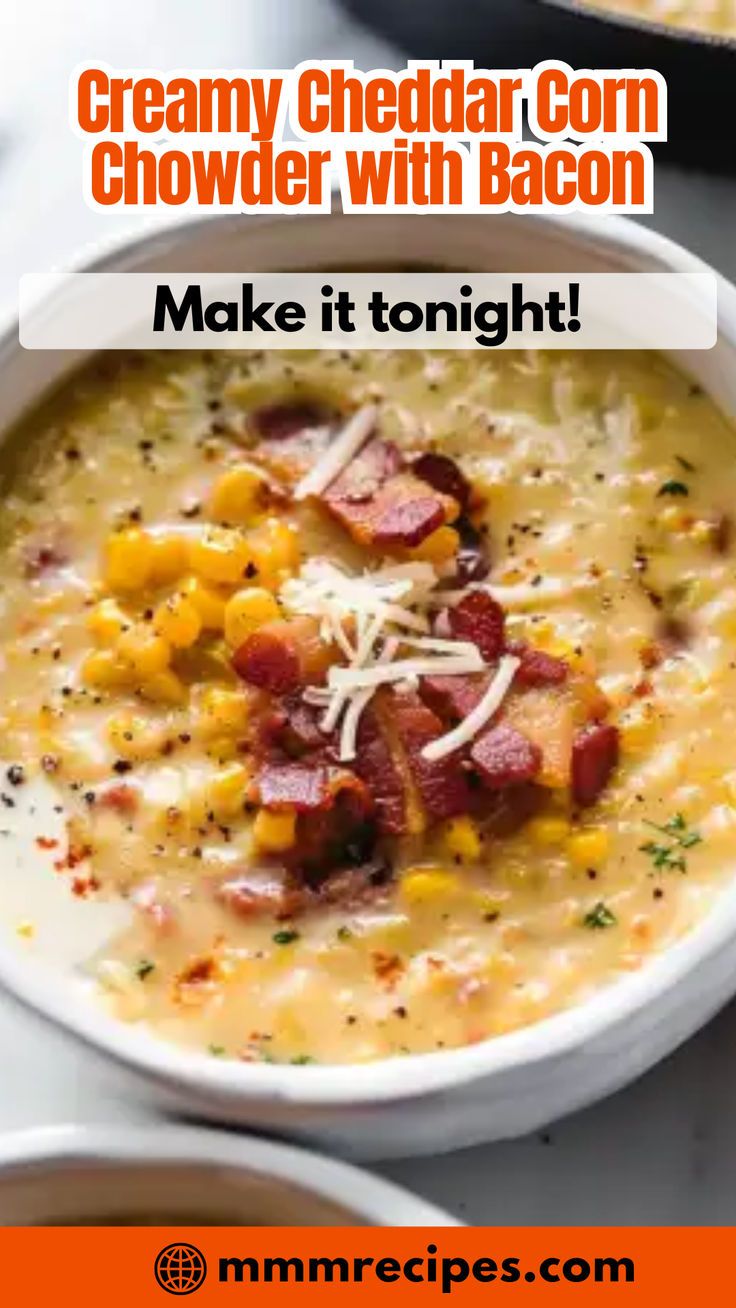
[{"xmin": 0, "ymin": 1226, "xmax": 727, "ymax": 1305}]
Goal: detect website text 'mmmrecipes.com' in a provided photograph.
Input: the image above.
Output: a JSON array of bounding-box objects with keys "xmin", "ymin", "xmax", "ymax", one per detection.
[{"xmin": 215, "ymin": 1243, "xmax": 635, "ymax": 1292}]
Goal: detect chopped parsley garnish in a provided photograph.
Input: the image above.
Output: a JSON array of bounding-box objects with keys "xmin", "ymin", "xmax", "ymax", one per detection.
[
  {"xmin": 135, "ymin": 959, "xmax": 155, "ymax": 980},
  {"xmin": 337, "ymin": 925, "xmax": 353, "ymax": 942},
  {"xmin": 639, "ymin": 812, "xmax": 702, "ymax": 873},
  {"xmin": 657, "ymin": 479, "xmax": 689, "ymax": 498},
  {"xmin": 583, "ymin": 902, "xmax": 617, "ymax": 929},
  {"xmin": 207, "ymin": 1043, "xmax": 226, "ymax": 1057},
  {"xmin": 675, "ymin": 454, "xmax": 696, "ymax": 473},
  {"xmin": 272, "ymin": 929, "xmax": 300, "ymax": 945},
  {"xmin": 290, "ymin": 1054, "xmax": 315, "ymax": 1065}
]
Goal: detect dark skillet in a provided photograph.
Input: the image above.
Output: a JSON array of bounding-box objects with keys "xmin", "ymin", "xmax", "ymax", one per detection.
[
  {"xmin": 543, "ymin": 0, "xmax": 734, "ymax": 51},
  {"xmin": 341, "ymin": 0, "xmax": 736, "ymax": 171}
]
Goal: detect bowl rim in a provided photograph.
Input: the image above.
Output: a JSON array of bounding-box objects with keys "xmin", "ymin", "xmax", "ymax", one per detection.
[
  {"xmin": 0, "ymin": 1122, "xmax": 458, "ymax": 1224},
  {"xmin": 2, "ymin": 206, "xmax": 736, "ymax": 1111}
]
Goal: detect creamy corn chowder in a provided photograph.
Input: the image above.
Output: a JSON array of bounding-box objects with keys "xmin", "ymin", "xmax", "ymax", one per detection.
[
  {"xmin": 581, "ymin": 0, "xmax": 736, "ymax": 37},
  {"xmin": 1, "ymin": 348, "xmax": 735, "ymax": 1067}
]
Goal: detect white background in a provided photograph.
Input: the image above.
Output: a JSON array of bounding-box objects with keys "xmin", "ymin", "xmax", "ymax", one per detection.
[{"xmin": 1, "ymin": 0, "xmax": 736, "ymax": 1223}]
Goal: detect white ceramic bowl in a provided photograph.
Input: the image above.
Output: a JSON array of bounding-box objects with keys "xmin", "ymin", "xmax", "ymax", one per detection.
[
  {"xmin": 1, "ymin": 210, "xmax": 736, "ymax": 1159},
  {"xmin": 0, "ymin": 1123, "xmax": 456, "ymax": 1224}
]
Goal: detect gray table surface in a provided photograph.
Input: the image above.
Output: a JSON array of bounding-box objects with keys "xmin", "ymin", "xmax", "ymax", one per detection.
[{"xmin": 0, "ymin": 0, "xmax": 735, "ymax": 1225}]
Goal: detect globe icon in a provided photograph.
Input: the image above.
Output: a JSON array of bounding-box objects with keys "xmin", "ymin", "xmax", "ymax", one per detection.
[{"xmin": 154, "ymin": 1243, "xmax": 208, "ymax": 1295}]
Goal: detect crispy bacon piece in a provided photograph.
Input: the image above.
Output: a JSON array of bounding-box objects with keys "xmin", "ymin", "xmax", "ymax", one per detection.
[
  {"xmin": 218, "ymin": 856, "xmax": 391, "ymax": 921},
  {"xmin": 393, "ymin": 690, "xmax": 471, "ymax": 822},
  {"xmin": 233, "ymin": 616, "xmax": 341, "ymax": 694},
  {"xmin": 328, "ymin": 474, "xmax": 449, "ymax": 548},
  {"xmin": 314, "ymin": 859, "xmax": 392, "ymax": 908},
  {"xmin": 256, "ymin": 695, "xmax": 334, "ymax": 760},
  {"xmin": 473, "ymin": 783, "xmax": 545, "ymax": 835},
  {"xmin": 471, "ymin": 723, "xmax": 542, "ymax": 789},
  {"xmin": 503, "ymin": 687, "xmax": 575, "ymax": 790},
  {"xmin": 355, "ymin": 691, "xmax": 408, "ymax": 835},
  {"xmin": 572, "ymin": 722, "xmax": 619, "ymax": 808},
  {"xmin": 355, "ymin": 688, "xmax": 470, "ymax": 834},
  {"xmin": 217, "ymin": 872, "xmax": 306, "ymax": 920},
  {"xmin": 255, "ymin": 761, "xmax": 370, "ymax": 814},
  {"xmin": 250, "ymin": 401, "xmax": 332, "ymax": 442},
  {"xmin": 293, "ymin": 789, "xmax": 377, "ymax": 879},
  {"xmin": 419, "ymin": 672, "xmax": 489, "ymax": 724},
  {"xmin": 245, "ymin": 401, "xmax": 335, "ymax": 486},
  {"xmin": 256, "ymin": 762, "xmax": 329, "ymax": 811},
  {"xmin": 322, "ymin": 439, "xmax": 457, "ymax": 550},
  {"xmin": 369, "ymin": 480, "xmax": 450, "ymax": 548},
  {"xmin": 412, "ymin": 452, "xmax": 471, "ymax": 511},
  {"xmin": 509, "ymin": 642, "xmax": 569, "ymax": 688},
  {"xmin": 326, "ymin": 437, "xmax": 400, "ymax": 501},
  {"xmin": 447, "ymin": 590, "xmax": 506, "ymax": 661}
]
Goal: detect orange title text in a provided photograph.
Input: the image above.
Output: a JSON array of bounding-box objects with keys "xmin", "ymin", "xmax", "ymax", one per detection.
[{"xmin": 70, "ymin": 60, "xmax": 668, "ymax": 216}]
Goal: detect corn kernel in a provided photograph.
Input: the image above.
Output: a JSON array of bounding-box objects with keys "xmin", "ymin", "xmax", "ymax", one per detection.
[
  {"xmin": 566, "ymin": 827, "xmax": 610, "ymax": 867},
  {"xmin": 531, "ymin": 619, "xmax": 554, "ymax": 645},
  {"xmin": 400, "ymin": 866, "xmax": 459, "ymax": 904},
  {"xmin": 224, "ymin": 587, "xmax": 281, "ymax": 649},
  {"xmin": 526, "ymin": 816, "xmax": 570, "ymax": 846},
  {"xmin": 441, "ymin": 815, "xmax": 482, "ymax": 862},
  {"xmin": 180, "ymin": 575, "xmax": 227, "ymax": 630},
  {"xmin": 104, "ymin": 528, "xmax": 155, "ymax": 591},
  {"xmin": 658, "ymin": 504, "xmax": 688, "ymax": 533},
  {"xmin": 207, "ymin": 763, "xmax": 251, "ymax": 819},
  {"xmin": 472, "ymin": 888, "xmax": 505, "ymax": 917},
  {"xmin": 189, "ymin": 528, "xmax": 255, "ymax": 587},
  {"xmin": 620, "ymin": 710, "xmax": 657, "ymax": 753},
  {"xmin": 205, "ymin": 735, "xmax": 240, "ymax": 763},
  {"xmin": 210, "ymin": 465, "xmax": 263, "ymax": 524},
  {"xmin": 483, "ymin": 951, "xmax": 518, "ymax": 983},
  {"xmin": 534, "ymin": 621, "xmax": 580, "ymax": 664},
  {"xmin": 80, "ymin": 649, "xmax": 130, "ymax": 691},
  {"xmin": 149, "ymin": 533, "xmax": 188, "ymax": 585},
  {"xmin": 547, "ymin": 636, "xmax": 578, "ymax": 662},
  {"xmin": 153, "ymin": 594, "xmax": 202, "ymax": 649},
  {"xmin": 253, "ymin": 808, "xmax": 297, "ymax": 852},
  {"xmin": 118, "ymin": 626, "xmax": 171, "ymax": 678},
  {"xmin": 107, "ymin": 713, "xmax": 166, "ymax": 762},
  {"xmin": 197, "ymin": 686, "xmax": 250, "ymax": 738},
  {"xmin": 409, "ymin": 526, "xmax": 460, "ymax": 565},
  {"xmin": 86, "ymin": 598, "xmax": 129, "ymax": 646},
  {"xmin": 139, "ymin": 669, "xmax": 188, "ymax": 706},
  {"xmin": 248, "ymin": 519, "xmax": 301, "ymax": 588},
  {"xmin": 689, "ymin": 519, "xmax": 715, "ymax": 547},
  {"xmin": 632, "ymin": 392, "xmax": 663, "ymax": 431},
  {"xmin": 362, "ymin": 915, "xmax": 412, "ymax": 952}
]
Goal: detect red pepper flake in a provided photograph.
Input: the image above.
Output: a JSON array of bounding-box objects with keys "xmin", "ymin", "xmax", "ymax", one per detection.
[
  {"xmin": 71, "ymin": 875, "xmax": 100, "ymax": 897},
  {"xmin": 178, "ymin": 956, "xmax": 216, "ymax": 985},
  {"xmin": 97, "ymin": 782, "xmax": 138, "ymax": 815},
  {"xmin": 371, "ymin": 951, "xmax": 405, "ymax": 987},
  {"xmin": 35, "ymin": 836, "xmax": 59, "ymax": 851}
]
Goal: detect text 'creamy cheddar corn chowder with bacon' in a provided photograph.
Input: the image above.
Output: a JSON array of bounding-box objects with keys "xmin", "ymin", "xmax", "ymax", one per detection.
[{"xmin": 1, "ymin": 348, "xmax": 735, "ymax": 1066}]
